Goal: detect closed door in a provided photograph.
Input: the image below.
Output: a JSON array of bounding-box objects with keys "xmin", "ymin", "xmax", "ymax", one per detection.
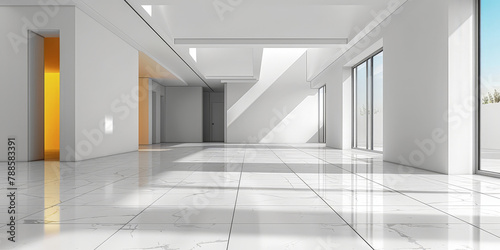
[{"xmin": 211, "ymin": 103, "xmax": 224, "ymax": 142}]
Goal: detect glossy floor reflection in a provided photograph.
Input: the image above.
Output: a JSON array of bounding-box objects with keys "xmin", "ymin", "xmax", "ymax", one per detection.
[{"xmin": 1, "ymin": 143, "xmax": 500, "ymax": 249}]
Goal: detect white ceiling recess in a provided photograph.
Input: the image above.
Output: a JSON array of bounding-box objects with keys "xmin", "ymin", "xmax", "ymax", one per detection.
[
  {"xmin": 126, "ymin": 0, "xmax": 399, "ymax": 86},
  {"xmin": 134, "ymin": 0, "xmax": 393, "ymax": 42},
  {"xmin": 195, "ymin": 48, "xmax": 263, "ymax": 83},
  {"xmin": 1, "ymin": 0, "xmax": 403, "ymax": 91},
  {"xmin": 138, "ymin": 51, "xmax": 185, "ymax": 86}
]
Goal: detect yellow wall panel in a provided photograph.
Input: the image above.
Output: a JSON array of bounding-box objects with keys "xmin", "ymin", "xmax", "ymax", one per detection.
[
  {"xmin": 44, "ymin": 73, "xmax": 60, "ymax": 154},
  {"xmin": 44, "ymin": 38, "xmax": 60, "ymax": 159}
]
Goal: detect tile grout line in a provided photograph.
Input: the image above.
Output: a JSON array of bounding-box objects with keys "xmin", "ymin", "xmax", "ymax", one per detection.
[
  {"xmin": 2, "ymin": 161, "xmax": 148, "ymax": 230},
  {"xmin": 11, "ymin": 170, "xmax": 144, "ymax": 227},
  {"xmin": 93, "ymin": 150, "xmax": 208, "ymax": 250},
  {"xmin": 349, "ymin": 154, "xmax": 500, "ymax": 200},
  {"xmin": 225, "ymin": 146, "xmax": 247, "ymax": 250},
  {"xmin": 267, "ymin": 145, "xmax": 376, "ymax": 250},
  {"xmin": 11, "ymin": 160, "xmax": 130, "ymax": 195},
  {"xmin": 416, "ymin": 174, "xmax": 500, "ymax": 202},
  {"xmin": 292, "ymin": 145, "xmax": 500, "ymax": 239}
]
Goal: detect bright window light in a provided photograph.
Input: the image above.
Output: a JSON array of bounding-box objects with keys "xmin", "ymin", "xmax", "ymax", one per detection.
[
  {"xmin": 142, "ymin": 5, "xmax": 152, "ymax": 16},
  {"xmin": 189, "ymin": 48, "xmax": 197, "ymax": 62}
]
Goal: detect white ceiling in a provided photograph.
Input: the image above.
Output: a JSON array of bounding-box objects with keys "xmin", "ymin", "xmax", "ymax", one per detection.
[
  {"xmin": 127, "ymin": 0, "xmax": 395, "ymax": 89},
  {"xmin": 141, "ymin": 0, "xmax": 391, "ymax": 41},
  {"xmin": 138, "ymin": 51, "xmax": 185, "ymax": 86},
  {"xmin": 1, "ymin": 0, "xmax": 398, "ymax": 92}
]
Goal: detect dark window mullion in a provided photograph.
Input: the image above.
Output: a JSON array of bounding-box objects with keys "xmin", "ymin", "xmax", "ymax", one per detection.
[
  {"xmin": 353, "ymin": 68, "xmax": 357, "ymax": 149},
  {"xmin": 369, "ymin": 57, "xmax": 374, "ymax": 151},
  {"xmin": 366, "ymin": 59, "xmax": 371, "ymax": 150}
]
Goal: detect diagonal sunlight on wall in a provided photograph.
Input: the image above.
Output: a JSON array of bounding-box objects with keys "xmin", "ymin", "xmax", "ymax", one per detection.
[
  {"xmin": 227, "ymin": 48, "xmax": 307, "ymax": 127},
  {"xmin": 260, "ymin": 93, "xmax": 319, "ymax": 143}
]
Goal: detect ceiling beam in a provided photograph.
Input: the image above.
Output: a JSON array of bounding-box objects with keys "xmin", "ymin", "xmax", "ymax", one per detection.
[
  {"xmin": 135, "ymin": 0, "xmax": 390, "ymax": 6},
  {"xmin": 174, "ymin": 38, "xmax": 348, "ymax": 46}
]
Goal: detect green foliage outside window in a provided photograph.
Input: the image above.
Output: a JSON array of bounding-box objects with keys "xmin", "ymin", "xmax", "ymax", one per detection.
[{"xmin": 482, "ymin": 89, "xmax": 500, "ymax": 104}]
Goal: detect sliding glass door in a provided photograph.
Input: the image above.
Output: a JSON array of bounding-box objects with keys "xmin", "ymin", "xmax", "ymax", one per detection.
[
  {"xmin": 353, "ymin": 51, "xmax": 383, "ymax": 151},
  {"xmin": 479, "ymin": 0, "xmax": 500, "ymax": 174}
]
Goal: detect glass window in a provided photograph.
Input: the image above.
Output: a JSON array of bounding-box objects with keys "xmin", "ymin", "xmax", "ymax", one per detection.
[
  {"xmin": 480, "ymin": 0, "xmax": 500, "ymax": 173},
  {"xmin": 353, "ymin": 51, "xmax": 383, "ymax": 151},
  {"xmin": 356, "ymin": 62, "xmax": 368, "ymax": 149}
]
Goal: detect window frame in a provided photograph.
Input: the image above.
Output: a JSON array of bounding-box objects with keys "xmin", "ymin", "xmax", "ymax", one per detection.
[
  {"xmin": 476, "ymin": 0, "xmax": 500, "ymax": 177},
  {"xmin": 352, "ymin": 49, "xmax": 383, "ymax": 152}
]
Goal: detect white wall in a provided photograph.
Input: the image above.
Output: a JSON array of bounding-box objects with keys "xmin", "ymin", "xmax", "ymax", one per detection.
[
  {"xmin": 225, "ymin": 49, "xmax": 319, "ymax": 143},
  {"xmin": 383, "ymin": 0, "xmax": 450, "ymax": 173},
  {"xmin": 321, "ymin": 66, "xmax": 342, "ymax": 149},
  {"xmin": 72, "ymin": 8, "xmax": 138, "ymax": 161},
  {"xmin": 0, "ymin": 6, "xmax": 140, "ymax": 162},
  {"xmin": 0, "ymin": 6, "xmax": 76, "ymax": 161},
  {"xmin": 320, "ymin": 66, "xmax": 353, "ymax": 149},
  {"xmin": 309, "ymin": 0, "xmax": 475, "ymax": 174},
  {"xmin": 165, "ymin": 87, "xmax": 203, "ymax": 142},
  {"xmin": 447, "ymin": 0, "xmax": 475, "ymax": 174}
]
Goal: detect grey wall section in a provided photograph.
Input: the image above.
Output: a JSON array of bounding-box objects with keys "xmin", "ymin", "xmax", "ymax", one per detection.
[
  {"xmin": 210, "ymin": 93, "xmax": 224, "ymax": 103},
  {"xmin": 0, "ymin": 6, "xmax": 76, "ymax": 162},
  {"xmin": 226, "ymin": 52, "xmax": 319, "ymax": 143},
  {"xmin": 148, "ymin": 79, "xmax": 165, "ymax": 144},
  {"xmin": 151, "ymin": 92, "xmax": 157, "ymax": 143},
  {"xmin": 154, "ymin": 90, "xmax": 160, "ymax": 144},
  {"xmin": 165, "ymin": 87, "xmax": 203, "ymax": 142},
  {"xmin": 203, "ymin": 92, "xmax": 210, "ymax": 142},
  {"xmin": 310, "ymin": 0, "xmax": 475, "ymax": 174},
  {"xmin": 72, "ymin": 8, "xmax": 138, "ymax": 161},
  {"xmin": 28, "ymin": 31, "xmax": 45, "ymax": 161}
]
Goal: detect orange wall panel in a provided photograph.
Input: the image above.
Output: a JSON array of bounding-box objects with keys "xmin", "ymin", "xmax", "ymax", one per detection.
[
  {"xmin": 139, "ymin": 78, "xmax": 149, "ymax": 144},
  {"xmin": 44, "ymin": 38, "xmax": 60, "ymax": 159},
  {"xmin": 44, "ymin": 38, "xmax": 60, "ymax": 73}
]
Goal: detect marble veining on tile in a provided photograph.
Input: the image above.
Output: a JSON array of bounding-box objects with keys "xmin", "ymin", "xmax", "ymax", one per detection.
[{"xmin": 1, "ymin": 143, "xmax": 500, "ymax": 249}]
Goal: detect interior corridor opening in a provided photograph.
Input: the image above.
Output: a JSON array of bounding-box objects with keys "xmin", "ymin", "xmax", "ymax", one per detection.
[
  {"xmin": 138, "ymin": 78, "xmax": 165, "ymax": 145},
  {"xmin": 28, "ymin": 31, "xmax": 60, "ymax": 161},
  {"xmin": 44, "ymin": 37, "xmax": 60, "ymax": 160}
]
